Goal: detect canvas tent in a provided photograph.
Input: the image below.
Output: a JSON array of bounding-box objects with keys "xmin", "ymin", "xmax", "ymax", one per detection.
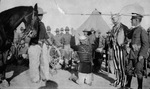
[
  {"xmin": 75, "ymin": 9, "xmax": 110, "ymax": 35},
  {"xmin": 74, "ymin": 9, "xmax": 110, "ymax": 44}
]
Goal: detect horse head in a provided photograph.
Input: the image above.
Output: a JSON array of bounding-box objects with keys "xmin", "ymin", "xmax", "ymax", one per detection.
[{"xmin": 23, "ymin": 3, "xmax": 39, "ymax": 38}]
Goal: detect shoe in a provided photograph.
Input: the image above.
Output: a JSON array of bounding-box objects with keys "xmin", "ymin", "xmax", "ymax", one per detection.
[
  {"xmin": 87, "ymin": 82, "xmax": 92, "ymax": 86},
  {"xmin": 98, "ymin": 70, "xmax": 103, "ymax": 73},
  {"xmin": 110, "ymin": 80, "xmax": 120, "ymax": 87},
  {"xmin": 2, "ymin": 80, "xmax": 9, "ymax": 87},
  {"xmin": 148, "ymin": 73, "xmax": 150, "ymax": 77}
]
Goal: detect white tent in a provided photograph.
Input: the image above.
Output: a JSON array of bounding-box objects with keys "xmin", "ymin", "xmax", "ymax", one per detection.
[
  {"xmin": 75, "ymin": 9, "xmax": 110, "ymax": 36},
  {"xmin": 74, "ymin": 9, "xmax": 110, "ymax": 44}
]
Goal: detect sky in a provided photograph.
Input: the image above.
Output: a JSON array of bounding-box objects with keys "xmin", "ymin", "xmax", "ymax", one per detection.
[{"xmin": 0, "ymin": 0, "xmax": 150, "ymax": 34}]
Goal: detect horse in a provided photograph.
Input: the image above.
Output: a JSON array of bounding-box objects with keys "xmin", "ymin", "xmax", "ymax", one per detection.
[{"xmin": 0, "ymin": 4, "xmax": 39, "ymax": 86}]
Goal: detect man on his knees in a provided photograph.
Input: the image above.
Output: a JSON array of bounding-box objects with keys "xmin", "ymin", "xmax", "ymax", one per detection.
[{"xmin": 70, "ymin": 34, "xmax": 97, "ymax": 86}]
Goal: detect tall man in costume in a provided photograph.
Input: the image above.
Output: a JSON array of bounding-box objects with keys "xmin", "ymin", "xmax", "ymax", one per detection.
[
  {"xmin": 125, "ymin": 13, "xmax": 149, "ymax": 89},
  {"xmin": 28, "ymin": 7, "xmax": 52, "ymax": 83},
  {"xmin": 110, "ymin": 13, "xmax": 130, "ymax": 88}
]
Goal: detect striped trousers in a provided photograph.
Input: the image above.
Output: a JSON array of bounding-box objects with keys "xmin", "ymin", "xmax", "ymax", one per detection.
[{"xmin": 113, "ymin": 43, "xmax": 126, "ymax": 87}]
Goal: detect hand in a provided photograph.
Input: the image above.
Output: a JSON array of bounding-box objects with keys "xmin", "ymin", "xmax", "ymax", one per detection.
[
  {"xmin": 126, "ymin": 47, "xmax": 130, "ymax": 54},
  {"xmin": 138, "ymin": 56, "xmax": 143, "ymax": 62},
  {"xmin": 20, "ymin": 40, "xmax": 25, "ymax": 44}
]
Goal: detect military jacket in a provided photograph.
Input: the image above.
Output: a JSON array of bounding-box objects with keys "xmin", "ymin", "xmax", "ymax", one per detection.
[{"xmin": 129, "ymin": 25, "xmax": 149, "ymax": 59}]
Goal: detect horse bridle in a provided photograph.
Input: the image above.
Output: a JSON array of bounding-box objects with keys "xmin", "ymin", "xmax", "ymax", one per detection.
[{"xmin": 22, "ymin": 9, "xmax": 37, "ymax": 39}]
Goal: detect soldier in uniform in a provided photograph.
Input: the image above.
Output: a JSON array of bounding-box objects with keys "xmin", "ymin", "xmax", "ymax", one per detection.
[
  {"xmin": 147, "ymin": 27, "xmax": 150, "ymax": 77},
  {"xmin": 53, "ymin": 28, "xmax": 63, "ymax": 47},
  {"xmin": 125, "ymin": 13, "xmax": 149, "ymax": 89},
  {"xmin": 28, "ymin": 7, "xmax": 52, "ymax": 83},
  {"xmin": 47, "ymin": 26, "xmax": 54, "ymax": 45},
  {"xmin": 95, "ymin": 31, "xmax": 105, "ymax": 73},
  {"xmin": 61, "ymin": 26, "xmax": 72, "ymax": 68},
  {"xmin": 60, "ymin": 27, "xmax": 64, "ymax": 36},
  {"xmin": 88, "ymin": 28, "xmax": 96, "ymax": 45}
]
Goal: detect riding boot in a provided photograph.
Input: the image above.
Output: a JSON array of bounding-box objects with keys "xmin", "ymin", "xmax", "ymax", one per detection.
[
  {"xmin": 137, "ymin": 78, "xmax": 143, "ymax": 89},
  {"xmin": 125, "ymin": 75, "xmax": 132, "ymax": 88}
]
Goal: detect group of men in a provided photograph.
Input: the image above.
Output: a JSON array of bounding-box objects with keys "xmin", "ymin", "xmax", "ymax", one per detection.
[
  {"xmin": 108, "ymin": 13, "xmax": 149, "ymax": 89},
  {"xmin": 12, "ymin": 6, "xmax": 150, "ymax": 89}
]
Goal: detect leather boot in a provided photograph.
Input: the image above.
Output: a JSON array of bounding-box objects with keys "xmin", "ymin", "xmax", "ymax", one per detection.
[
  {"xmin": 137, "ymin": 78, "xmax": 143, "ymax": 89},
  {"xmin": 125, "ymin": 75, "xmax": 132, "ymax": 88}
]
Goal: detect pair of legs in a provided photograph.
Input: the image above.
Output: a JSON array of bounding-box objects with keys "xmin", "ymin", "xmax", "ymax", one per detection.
[
  {"xmin": 125, "ymin": 59, "xmax": 144, "ymax": 89},
  {"xmin": 28, "ymin": 44, "xmax": 51, "ymax": 83},
  {"xmin": 94, "ymin": 52, "xmax": 103, "ymax": 73},
  {"xmin": 77, "ymin": 73, "xmax": 92, "ymax": 85}
]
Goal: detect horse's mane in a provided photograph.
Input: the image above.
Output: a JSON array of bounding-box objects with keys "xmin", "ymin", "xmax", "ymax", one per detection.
[
  {"xmin": 0, "ymin": 6, "xmax": 33, "ymax": 15},
  {"xmin": 0, "ymin": 6, "xmax": 34, "ymax": 35},
  {"xmin": 0, "ymin": 5, "xmax": 35, "ymax": 50},
  {"xmin": 0, "ymin": 6, "xmax": 33, "ymax": 20}
]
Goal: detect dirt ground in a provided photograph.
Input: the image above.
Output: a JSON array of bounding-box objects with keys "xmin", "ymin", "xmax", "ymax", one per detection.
[{"xmin": 0, "ymin": 64, "xmax": 150, "ymax": 89}]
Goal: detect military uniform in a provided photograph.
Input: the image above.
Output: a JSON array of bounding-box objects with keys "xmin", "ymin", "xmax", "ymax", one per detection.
[
  {"xmin": 47, "ymin": 32, "xmax": 54, "ymax": 43},
  {"xmin": 125, "ymin": 13, "xmax": 149, "ymax": 89},
  {"xmin": 61, "ymin": 26, "xmax": 72, "ymax": 68},
  {"xmin": 125, "ymin": 25, "xmax": 149, "ymax": 89},
  {"xmin": 94, "ymin": 34, "xmax": 105, "ymax": 73},
  {"xmin": 53, "ymin": 28, "xmax": 63, "ymax": 47},
  {"xmin": 147, "ymin": 27, "xmax": 150, "ymax": 69}
]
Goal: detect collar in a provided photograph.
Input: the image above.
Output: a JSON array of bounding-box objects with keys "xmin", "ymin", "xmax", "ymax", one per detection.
[{"xmin": 132, "ymin": 24, "xmax": 141, "ymax": 29}]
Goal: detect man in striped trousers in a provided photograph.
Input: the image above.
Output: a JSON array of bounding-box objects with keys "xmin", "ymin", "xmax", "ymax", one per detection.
[{"xmin": 110, "ymin": 13, "xmax": 130, "ymax": 88}]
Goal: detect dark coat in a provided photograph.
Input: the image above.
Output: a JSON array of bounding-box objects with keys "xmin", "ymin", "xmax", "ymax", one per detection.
[
  {"xmin": 129, "ymin": 26, "xmax": 149, "ymax": 59},
  {"xmin": 70, "ymin": 36, "xmax": 98, "ymax": 73},
  {"xmin": 111, "ymin": 23, "xmax": 130, "ymax": 45}
]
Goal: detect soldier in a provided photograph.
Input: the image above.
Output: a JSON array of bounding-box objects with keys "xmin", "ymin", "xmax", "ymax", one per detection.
[
  {"xmin": 53, "ymin": 28, "xmax": 62, "ymax": 47},
  {"xmin": 28, "ymin": 7, "xmax": 52, "ymax": 83},
  {"xmin": 125, "ymin": 13, "xmax": 149, "ymax": 89},
  {"xmin": 95, "ymin": 31, "xmax": 105, "ymax": 73},
  {"xmin": 47, "ymin": 26, "xmax": 54, "ymax": 44},
  {"xmin": 88, "ymin": 28, "xmax": 96, "ymax": 45},
  {"xmin": 60, "ymin": 27, "xmax": 64, "ymax": 36},
  {"xmin": 147, "ymin": 27, "xmax": 150, "ymax": 77},
  {"xmin": 61, "ymin": 26, "xmax": 72, "ymax": 68}
]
